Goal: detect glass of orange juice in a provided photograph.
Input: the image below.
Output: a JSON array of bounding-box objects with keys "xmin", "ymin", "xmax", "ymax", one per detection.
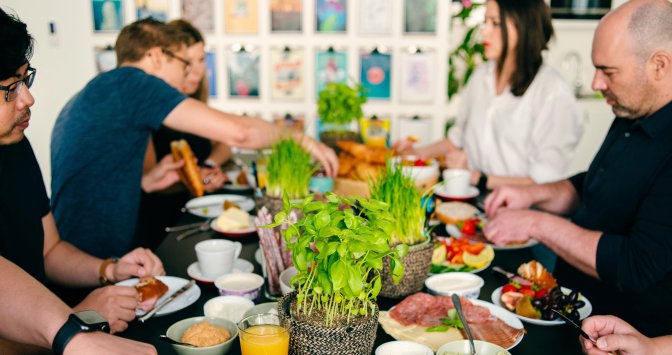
[{"xmin": 238, "ymin": 313, "xmax": 289, "ymax": 355}]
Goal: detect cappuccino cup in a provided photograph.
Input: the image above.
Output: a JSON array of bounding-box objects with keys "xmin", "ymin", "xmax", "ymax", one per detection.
[{"xmin": 195, "ymin": 239, "xmax": 242, "ymax": 279}]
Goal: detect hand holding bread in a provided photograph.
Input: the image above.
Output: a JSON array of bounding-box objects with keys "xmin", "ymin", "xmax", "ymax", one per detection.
[{"xmin": 171, "ymin": 139, "xmax": 204, "ymax": 197}]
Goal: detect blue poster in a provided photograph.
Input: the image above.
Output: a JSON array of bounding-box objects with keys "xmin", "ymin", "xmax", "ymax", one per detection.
[
  {"xmin": 360, "ymin": 52, "xmax": 391, "ymax": 99},
  {"xmin": 315, "ymin": 50, "xmax": 347, "ymax": 96},
  {"xmin": 92, "ymin": 0, "xmax": 124, "ymax": 32},
  {"xmin": 206, "ymin": 51, "xmax": 217, "ymax": 97},
  {"xmin": 316, "ymin": 0, "xmax": 347, "ymax": 32}
]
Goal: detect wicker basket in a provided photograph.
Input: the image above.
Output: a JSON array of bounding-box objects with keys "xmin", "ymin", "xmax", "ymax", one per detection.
[
  {"xmin": 260, "ymin": 194, "xmax": 305, "ymax": 220},
  {"xmin": 278, "ymin": 291, "xmax": 379, "ymax": 355},
  {"xmin": 379, "ymin": 237, "xmax": 434, "ymax": 298}
]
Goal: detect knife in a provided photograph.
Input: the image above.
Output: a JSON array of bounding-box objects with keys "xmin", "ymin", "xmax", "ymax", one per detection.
[
  {"xmin": 551, "ymin": 308, "xmax": 597, "ymax": 346},
  {"xmin": 138, "ymin": 280, "xmax": 195, "ymax": 323}
]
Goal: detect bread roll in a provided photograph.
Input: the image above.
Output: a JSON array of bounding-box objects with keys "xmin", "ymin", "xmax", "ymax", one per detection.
[
  {"xmin": 170, "ymin": 139, "xmax": 204, "ymax": 197},
  {"xmin": 135, "ymin": 277, "xmax": 169, "ymax": 311},
  {"xmin": 517, "ymin": 260, "xmax": 558, "ymax": 290},
  {"xmin": 435, "ymin": 201, "xmax": 478, "ymax": 225}
]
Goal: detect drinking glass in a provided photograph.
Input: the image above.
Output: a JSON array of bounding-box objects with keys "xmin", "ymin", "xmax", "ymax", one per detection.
[{"xmin": 238, "ymin": 313, "xmax": 289, "ymax": 355}]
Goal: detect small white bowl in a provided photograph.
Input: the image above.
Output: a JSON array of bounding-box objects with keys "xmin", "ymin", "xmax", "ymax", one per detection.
[
  {"xmin": 214, "ymin": 273, "xmax": 264, "ymax": 301},
  {"xmin": 279, "ymin": 267, "xmax": 298, "ymax": 295},
  {"xmin": 425, "ymin": 272, "xmax": 484, "ymax": 299},
  {"xmin": 393, "ymin": 155, "xmax": 440, "ymax": 181},
  {"xmin": 437, "ymin": 340, "xmax": 510, "ymax": 355},
  {"xmin": 376, "ymin": 340, "xmax": 433, "ymax": 355},
  {"xmin": 203, "ymin": 296, "xmax": 255, "ymax": 324}
]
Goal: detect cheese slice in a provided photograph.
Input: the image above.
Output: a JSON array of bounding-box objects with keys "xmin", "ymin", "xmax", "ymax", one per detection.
[{"xmin": 216, "ymin": 208, "xmax": 250, "ymax": 231}]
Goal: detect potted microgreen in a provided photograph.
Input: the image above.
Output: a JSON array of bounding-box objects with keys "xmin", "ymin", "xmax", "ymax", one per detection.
[
  {"xmin": 263, "ymin": 138, "xmax": 316, "ymax": 217},
  {"xmin": 317, "ymin": 81, "xmax": 367, "ymax": 151},
  {"xmin": 267, "ymin": 192, "xmax": 407, "ymax": 355},
  {"xmin": 370, "ymin": 160, "xmax": 434, "ymax": 298}
]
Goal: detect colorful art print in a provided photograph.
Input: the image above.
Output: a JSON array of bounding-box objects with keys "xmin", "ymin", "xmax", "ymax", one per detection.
[
  {"xmin": 270, "ymin": 48, "xmax": 305, "ymax": 100},
  {"xmin": 227, "ymin": 50, "xmax": 260, "ymax": 98},
  {"xmin": 206, "ymin": 51, "xmax": 217, "ymax": 97},
  {"xmin": 136, "ymin": 0, "xmax": 169, "ymax": 22},
  {"xmin": 360, "ymin": 116, "xmax": 391, "ymax": 148},
  {"xmin": 182, "ymin": 0, "xmax": 215, "ymax": 33},
  {"xmin": 358, "ymin": 0, "xmax": 392, "ymax": 35},
  {"xmin": 360, "ymin": 51, "xmax": 391, "ymax": 99},
  {"xmin": 315, "ymin": 50, "xmax": 347, "ymax": 96},
  {"xmin": 316, "ymin": 0, "xmax": 347, "ymax": 33},
  {"xmin": 92, "ymin": 0, "xmax": 124, "ymax": 32},
  {"xmin": 404, "ymin": 0, "xmax": 437, "ymax": 33},
  {"xmin": 397, "ymin": 115, "xmax": 433, "ymax": 145},
  {"xmin": 224, "ymin": 0, "xmax": 259, "ymax": 34},
  {"xmin": 270, "ymin": 0, "xmax": 302, "ymax": 32},
  {"xmin": 399, "ymin": 51, "xmax": 435, "ymax": 102},
  {"xmin": 94, "ymin": 46, "xmax": 117, "ymax": 73},
  {"xmin": 273, "ymin": 113, "xmax": 305, "ymax": 133}
]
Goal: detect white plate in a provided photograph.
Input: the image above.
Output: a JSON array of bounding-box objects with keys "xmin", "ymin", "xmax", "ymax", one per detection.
[
  {"xmin": 491, "ymin": 286, "xmax": 593, "ymax": 326},
  {"xmin": 384, "ymin": 300, "xmax": 524, "ymax": 350},
  {"xmin": 116, "ymin": 276, "xmax": 201, "ymax": 317},
  {"xmin": 434, "ymin": 185, "xmax": 480, "ymax": 201},
  {"xmin": 445, "ymin": 224, "xmax": 539, "ymax": 251},
  {"xmin": 185, "ymin": 194, "xmax": 255, "ymax": 218},
  {"xmin": 187, "ymin": 260, "xmax": 255, "ymax": 283},
  {"xmin": 210, "ymin": 217, "xmax": 257, "ymax": 236}
]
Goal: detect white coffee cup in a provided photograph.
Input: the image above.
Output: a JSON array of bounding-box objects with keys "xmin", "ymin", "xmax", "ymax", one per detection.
[
  {"xmin": 442, "ymin": 169, "xmax": 471, "ymax": 196},
  {"xmin": 195, "ymin": 239, "xmax": 242, "ymax": 279}
]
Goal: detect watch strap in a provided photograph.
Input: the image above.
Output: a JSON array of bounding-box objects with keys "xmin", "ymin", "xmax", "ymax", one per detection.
[
  {"xmin": 98, "ymin": 257, "xmax": 119, "ymax": 285},
  {"xmin": 52, "ymin": 314, "xmax": 83, "ymax": 355}
]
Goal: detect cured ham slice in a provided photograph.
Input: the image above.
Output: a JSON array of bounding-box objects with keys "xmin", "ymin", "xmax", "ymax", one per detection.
[{"xmin": 389, "ymin": 292, "xmax": 525, "ymax": 349}]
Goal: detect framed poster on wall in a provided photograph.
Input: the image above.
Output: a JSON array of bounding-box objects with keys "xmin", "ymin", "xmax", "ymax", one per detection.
[
  {"xmin": 316, "ymin": 0, "xmax": 347, "ymax": 33},
  {"xmin": 136, "ymin": 0, "xmax": 169, "ymax": 21},
  {"xmin": 182, "ymin": 0, "xmax": 214, "ymax": 33},
  {"xmin": 358, "ymin": 0, "xmax": 392, "ymax": 35},
  {"xmin": 399, "ymin": 50, "xmax": 435, "ymax": 103},
  {"xmin": 269, "ymin": 47, "xmax": 305, "ymax": 100},
  {"xmin": 270, "ymin": 0, "xmax": 302, "ymax": 32},
  {"xmin": 315, "ymin": 49, "xmax": 347, "ymax": 96},
  {"xmin": 92, "ymin": 0, "xmax": 124, "ymax": 32},
  {"xmin": 227, "ymin": 47, "xmax": 260, "ymax": 98},
  {"xmin": 404, "ymin": 0, "xmax": 437, "ymax": 34},
  {"xmin": 360, "ymin": 50, "xmax": 391, "ymax": 100},
  {"xmin": 225, "ymin": 0, "xmax": 259, "ymax": 34}
]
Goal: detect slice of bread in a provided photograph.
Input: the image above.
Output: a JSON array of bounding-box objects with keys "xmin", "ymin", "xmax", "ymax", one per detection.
[{"xmin": 435, "ymin": 201, "xmax": 478, "ymax": 225}]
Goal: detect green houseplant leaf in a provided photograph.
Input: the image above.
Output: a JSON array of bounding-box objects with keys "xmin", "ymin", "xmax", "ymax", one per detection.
[{"xmin": 317, "ymin": 82, "xmax": 367, "ymax": 127}]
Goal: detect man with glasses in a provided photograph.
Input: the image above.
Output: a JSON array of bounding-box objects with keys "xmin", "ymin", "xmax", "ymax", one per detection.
[
  {"xmin": 50, "ymin": 18, "xmax": 338, "ymax": 259},
  {"xmin": 0, "ymin": 8, "xmax": 157, "ymax": 354}
]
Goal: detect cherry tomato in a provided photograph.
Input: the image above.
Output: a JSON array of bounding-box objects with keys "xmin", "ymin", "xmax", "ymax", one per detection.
[
  {"xmin": 502, "ymin": 284, "xmax": 519, "ymax": 294},
  {"xmin": 414, "ymin": 158, "xmax": 427, "ymax": 167},
  {"xmin": 534, "ymin": 289, "xmax": 548, "ymax": 299},
  {"xmin": 461, "ymin": 220, "xmax": 477, "ymax": 235},
  {"xmin": 520, "ymin": 289, "xmax": 536, "ymax": 298}
]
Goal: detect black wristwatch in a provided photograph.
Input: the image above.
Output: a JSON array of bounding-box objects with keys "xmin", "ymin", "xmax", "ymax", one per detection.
[{"xmin": 52, "ymin": 310, "xmax": 110, "ymax": 355}]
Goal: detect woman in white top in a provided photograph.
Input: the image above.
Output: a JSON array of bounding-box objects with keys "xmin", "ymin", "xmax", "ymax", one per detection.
[{"xmin": 394, "ymin": 0, "xmax": 583, "ymax": 190}]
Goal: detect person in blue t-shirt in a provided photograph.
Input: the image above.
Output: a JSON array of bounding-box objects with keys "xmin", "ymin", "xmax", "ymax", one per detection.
[{"xmin": 51, "ymin": 18, "xmax": 338, "ymax": 259}]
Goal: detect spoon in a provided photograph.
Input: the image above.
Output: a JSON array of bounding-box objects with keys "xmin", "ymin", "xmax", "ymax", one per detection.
[
  {"xmin": 452, "ymin": 293, "xmax": 477, "ymax": 355},
  {"xmin": 158, "ymin": 335, "xmax": 195, "ymax": 347}
]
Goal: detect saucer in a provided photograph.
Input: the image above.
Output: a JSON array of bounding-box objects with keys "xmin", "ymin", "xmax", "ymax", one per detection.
[
  {"xmin": 434, "ymin": 185, "xmax": 480, "ymax": 201},
  {"xmin": 187, "ymin": 259, "xmax": 254, "ymax": 283}
]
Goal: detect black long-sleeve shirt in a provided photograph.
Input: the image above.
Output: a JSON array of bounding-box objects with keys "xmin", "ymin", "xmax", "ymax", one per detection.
[{"xmin": 559, "ymin": 101, "xmax": 672, "ymax": 337}]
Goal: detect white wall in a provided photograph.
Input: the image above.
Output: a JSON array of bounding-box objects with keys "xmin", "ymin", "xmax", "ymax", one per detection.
[{"xmin": 3, "ymin": 0, "xmax": 617, "ymax": 194}]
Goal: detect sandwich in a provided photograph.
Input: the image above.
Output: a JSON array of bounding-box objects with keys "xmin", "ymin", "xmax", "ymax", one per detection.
[
  {"xmin": 135, "ymin": 276, "xmax": 169, "ymax": 311},
  {"xmin": 517, "ymin": 260, "xmax": 558, "ymax": 291},
  {"xmin": 170, "ymin": 139, "xmax": 204, "ymax": 197}
]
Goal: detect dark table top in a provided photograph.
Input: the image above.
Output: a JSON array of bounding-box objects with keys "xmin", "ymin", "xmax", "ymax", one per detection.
[{"xmin": 120, "ymin": 199, "xmax": 585, "ymax": 355}]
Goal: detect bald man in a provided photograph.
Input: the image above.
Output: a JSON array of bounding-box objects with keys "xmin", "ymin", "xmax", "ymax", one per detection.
[{"xmin": 482, "ymin": 0, "xmax": 672, "ymax": 337}]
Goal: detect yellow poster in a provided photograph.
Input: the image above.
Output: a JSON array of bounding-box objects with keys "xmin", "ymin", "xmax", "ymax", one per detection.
[{"xmin": 225, "ymin": 0, "xmax": 259, "ymax": 34}]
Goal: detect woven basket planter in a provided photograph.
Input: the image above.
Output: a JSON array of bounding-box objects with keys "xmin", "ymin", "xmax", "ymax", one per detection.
[
  {"xmin": 379, "ymin": 237, "xmax": 434, "ymax": 298},
  {"xmin": 261, "ymin": 194, "xmax": 305, "ymax": 221},
  {"xmin": 278, "ymin": 291, "xmax": 379, "ymax": 355}
]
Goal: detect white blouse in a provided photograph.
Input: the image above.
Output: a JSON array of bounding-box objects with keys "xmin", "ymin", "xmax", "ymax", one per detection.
[{"xmin": 448, "ymin": 61, "xmax": 584, "ymax": 183}]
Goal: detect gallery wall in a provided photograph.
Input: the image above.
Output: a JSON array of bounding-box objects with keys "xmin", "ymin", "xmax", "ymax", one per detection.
[{"xmin": 2, "ymin": 0, "xmax": 621, "ymax": 193}]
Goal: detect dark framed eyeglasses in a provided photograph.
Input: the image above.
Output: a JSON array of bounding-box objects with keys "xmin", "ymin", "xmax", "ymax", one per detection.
[
  {"xmin": 162, "ymin": 49, "xmax": 191, "ymax": 75},
  {"xmin": 0, "ymin": 67, "xmax": 36, "ymax": 102}
]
